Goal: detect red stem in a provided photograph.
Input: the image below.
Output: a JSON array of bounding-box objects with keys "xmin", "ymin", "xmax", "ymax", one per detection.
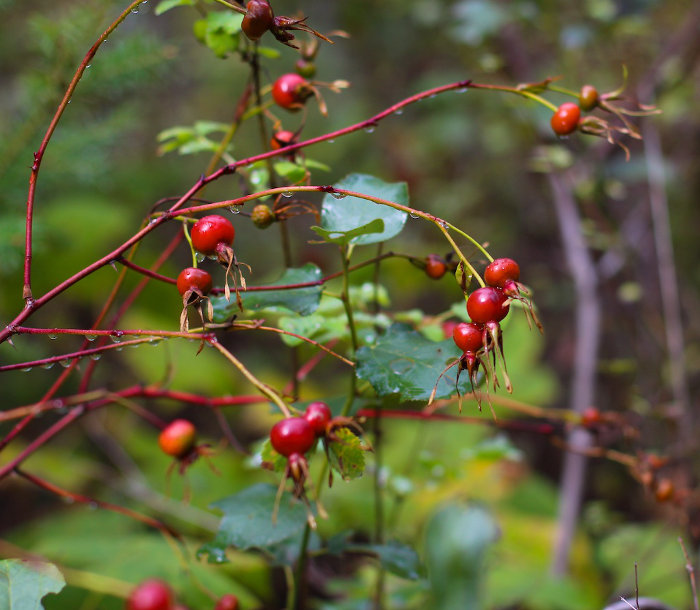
[
  {"xmin": 15, "ymin": 468, "xmax": 179, "ymax": 538},
  {"xmin": 357, "ymin": 408, "xmax": 558, "ymax": 435},
  {"xmin": 23, "ymin": 0, "xmax": 146, "ymax": 302}
]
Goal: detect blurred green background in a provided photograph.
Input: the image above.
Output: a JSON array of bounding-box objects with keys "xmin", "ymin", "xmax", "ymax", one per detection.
[{"xmin": 1, "ymin": 0, "xmax": 699, "ymax": 608}]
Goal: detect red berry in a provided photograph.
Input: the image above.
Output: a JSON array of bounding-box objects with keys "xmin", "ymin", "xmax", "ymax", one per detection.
[
  {"xmin": 270, "ymin": 417, "xmax": 315, "ymax": 457},
  {"xmin": 425, "ymin": 254, "xmax": 447, "ymax": 279},
  {"xmin": 578, "ymin": 85, "xmax": 599, "ymax": 112},
  {"xmin": 581, "ymin": 407, "xmax": 601, "ymax": 428},
  {"xmin": 126, "ymin": 579, "xmax": 173, "ymax": 610},
  {"xmin": 241, "ymin": 0, "xmax": 274, "ymax": 41},
  {"xmin": 304, "ymin": 401, "xmax": 332, "ymax": 436},
  {"xmin": 655, "ymin": 478, "xmax": 674, "ymax": 502},
  {"xmin": 158, "ymin": 419, "xmax": 196, "ymax": 459},
  {"xmin": 484, "ymin": 258, "xmax": 520, "ymax": 289},
  {"xmin": 270, "ymin": 130, "xmax": 297, "ymax": 150},
  {"xmin": 452, "ymin": 322, "xmax": 483, "ymax": 353},
  {"xmin": 214, "ymin": 594, "xmax": 239, "ymax": 610},
  {"xmin": 176, "ymin": 268, "xmax": 213, "ymax": 297},
  {"xmin": 272, "ymin": 73, "xmax": 312, "ymax": 111},
  {"xmin": 551, "ymin": 102, "xmax": 581, "ymax": 136},
  {"xmin": 466, "ymin": 287, "xmax": 509, "ymax": 324},
  {"xmin": 191, "ymin": 215, "xmax": 235, "ymax": 256}
]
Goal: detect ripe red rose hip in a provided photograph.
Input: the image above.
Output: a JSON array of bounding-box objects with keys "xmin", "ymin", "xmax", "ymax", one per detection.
[
  {"xmin": 270, "ymin": 130, "xmax": 297, "ymax": 150},
  {"xmin": 214, "ymin": 594, "xmax": 239, "ymax": 610},
  {"xmin": 452, "ymin": 322, "xmax": 483, "ymax": 353},
  {"xmin": 191, "ymin": 215, "xmax": 235, "ymax": 256},
  {"xmin": 270, "ymin": 417, "xmax": 315, "ymax": 457},
  {"xmin": 551, "ymin": 102, "xmax": 581, "ymax": 136},
  {"xmin": 467, "ymin": 286, "xmax": 510, "ymax": 324},
  {"xmin": 176, "ymin": 268, "xmax": 213, "ymax": 297},
  {"xmin": 484, "ymin": 258, "xmax": 520, "ymax": 289},
  {"xmin": 304, "ymin": 401, "xmax": 332, "ymax": 436},
  {"xmin": 126, "ymin": 579, "xmax": 173, "ymax": 610},
  {"xmin": 158, "ymin": 419, "xmax": 196, "ymax": 459},
  {"xmin": 425, "ymin": 254, "xmax": 447, "ymax": 279},
  {"xmin": 272, "ymin": 73, "xmax": 312, "ymax": 111},
  {"xmin": 241, "ymin": 0, "xmax": 274, "ymax": 41}
]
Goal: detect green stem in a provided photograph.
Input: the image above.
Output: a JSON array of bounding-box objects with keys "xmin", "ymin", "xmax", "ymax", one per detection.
[
  {"xmin": 210, "ymin": 340, "xmax": 291, "ymax": 417},
  {"xmin": 372, "ymin": 412, "xmax": 386, "ymax": 610}
]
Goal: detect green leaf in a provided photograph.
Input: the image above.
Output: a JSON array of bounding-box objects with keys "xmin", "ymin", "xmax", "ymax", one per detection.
[
  {"xmin": 154, "ymin": 0, "xmax": 195, "ymax": 15},
  {"xmin": 424, "ymin": 504, "xmax": 499, "ymax": 609},
  {"xmin": 211, "ymin": 263, "xmax": 323, "ymax": 321},
  {"xmin": 0, "ymin": 559, "xmax": 65, "ymax": 609},
  {"xmin": 196, "ymin": 11, "xmax": 243, "ymax": 58},
  {"xmin": 310, "ymin": 218, "xmax": 385, "ymax": 246},
  {"xmin": 198, "ymin": 484, "xmax": 309, "ymax": 561},
  {"xmin": 327, "ymin": 428, "xmax": 367, "ymax": 480},
  {"xmin": 260, "ymin": 438, "xmax": 288, "ymax": 473},
  {"xmin": 320, "ymin": 173, "xmax": 409, "ymax": 245},
  {"xmin": 362, "ymin": 542, "xmax": 425, "ymax": 580},
  {"xmin": 274, "ymin": 161, "xmax": 306, "ymax": 183},
  {"xmin": 355, "ymin": 324, "xmax": 473, "ymax": 401}
]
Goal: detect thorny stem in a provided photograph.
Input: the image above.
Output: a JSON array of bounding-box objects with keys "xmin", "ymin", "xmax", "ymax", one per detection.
[
  {"xmin": 0, "ymin": 336, "xmax": 205, "ymax": 373},
  {"xmin": 210, "ymin": 340, "xmax": 291, "ymax": 417},
  {"xmin": 10, "ymin": 80, "xmax": 498, "ymax": 346}
]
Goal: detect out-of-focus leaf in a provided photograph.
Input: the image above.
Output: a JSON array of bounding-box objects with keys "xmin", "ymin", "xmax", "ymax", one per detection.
[
  {"xmin": 0, "ymin": 559, "xmax": 65, "ymax": 609},
  {"xmin": 154, "ymin": 0, "xmax": 195, "ymax": 15},
  {"xmin": 425, "ymin": 503, "xmax": 499, "ymax": 609}
]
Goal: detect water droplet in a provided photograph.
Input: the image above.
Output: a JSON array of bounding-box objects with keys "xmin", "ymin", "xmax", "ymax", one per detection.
[
  {"xmin": 331, "ymin": 192, "xmax": 347, "ymax": 200},
  {"xmin": 67, "ymin": 100, "xmax": 71, "ymax": 104},
  {"xmin": 228, "ymin": 206, "xmax": 240, "ymax": 214},
  {"xmin": 409, "ymin": 213, "xmax": 419, "ymax": 219},
  {"xmin": 48, "ymin": 334, "xmax": 57, "ymax": 340},
  {"xmin": 148, "ymin": 218, "xmax": 158, "ymax": 225},
  {"xmin": 90, "ymin": 353, "xmax": 102, "ymax": 361},
  {"xmin": 88, "ymin": 502, "xmax": 99, "ymax": 511},
  {"xmin": 62, "ymin": 497, "xmax": 75, "ymax": 505},
  {"xmin": 21, "ymin": 366, "xmax": 33, "ymax": 372},
  {"xmin": 393, "ymin": 108, "xmax": 404, "ymax": 115},
  {"xmin": 128, "ymin": 342, "xmax": 141, "ymax": 349},
  {"xmin": 364, "ymin": 125, "xmax": 376, "ymax": 134},
  {"xmin": 41, "ymin": 362, "xmax": 55, "ymax": 370},
  {"xmin": 59, "ymin": 359, "xmax": 72, "ymax": 368},
  {"xmin": 438, "ymin": 220, "xmax": 449, "ymax": 229},
  {"xmin": 86, "ymin": 64, "xmax": 92, "ymax": 69},
  {"xmin": 110, "ymin": 334, "xmax": 121, "ymax": 343},
  {"xmin": 115, "ymin": 346, "xmax": 123, "ymax": 352},
  {"xmin": 428, "ymin": 94, "xmax": 437, "ymax": 99},
  {"xmin": 131, "ymin": 7, "xmax": 139, "ymax": 13},
  {"xmin": 457, "ymin": 87, "xmax": 469, "ymax": 93},
  {"xmin": 327, "ymin": 139, "xmax": 335, "ymax": 144},
  {"xmin": 85, "ymin": 334, "xmax": 97, "ymax": 341},
  {"xmin": 196, "ymin": 253, "xmax": 206, "ymax": 263},
  {"xmin": 281, "ymin": 191, "xmax": 293, "ymax": 198}
]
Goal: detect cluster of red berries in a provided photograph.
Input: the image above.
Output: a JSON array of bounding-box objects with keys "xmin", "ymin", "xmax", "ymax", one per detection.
[
  {"xmin": 269, "ymin": 402, "xmax": 332, "ymax": 493},
  {"xmin": 176, "ymin": 214, "xmax": 243, "ymax": 329},
  {"xmin": 449, "ymin": 257, "xmax": 540, "ymax": 410},
  {"xmin": 126, "ymin": 579, "xmax": 238, "ymax": 610}
]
